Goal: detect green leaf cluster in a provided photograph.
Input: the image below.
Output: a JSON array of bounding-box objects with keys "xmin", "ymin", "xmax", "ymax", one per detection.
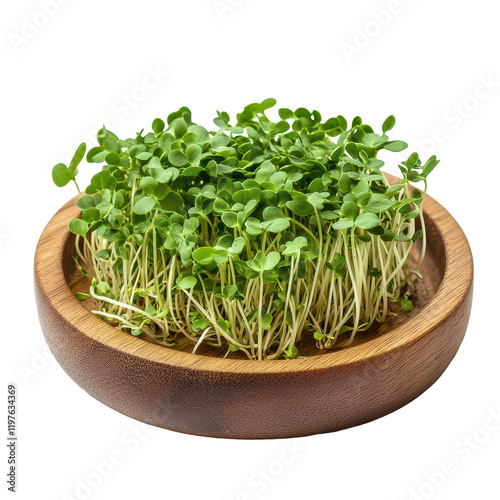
[{"xmin": 54, "ymin": 100, "xmax": 437, "ymax": 360}]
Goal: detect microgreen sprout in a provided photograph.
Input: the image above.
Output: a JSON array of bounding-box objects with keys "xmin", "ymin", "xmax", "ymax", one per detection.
[{"xmin": 53, "ymin": 99, "xmax": 438, "ymax": 360}]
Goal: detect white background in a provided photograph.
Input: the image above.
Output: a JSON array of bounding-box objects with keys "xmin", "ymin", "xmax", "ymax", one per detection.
[{"xmin": 2, "ymin": 0, "xmax": 499, "ymax": 499}]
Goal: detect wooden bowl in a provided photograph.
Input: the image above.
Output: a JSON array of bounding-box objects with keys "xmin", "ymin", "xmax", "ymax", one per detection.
[{"xmin": 34, "ymin": 176, "xmax": 473, "ymax": 439}]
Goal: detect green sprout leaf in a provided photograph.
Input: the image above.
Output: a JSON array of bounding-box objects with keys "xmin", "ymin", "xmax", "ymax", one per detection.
[
  {"xmin": 52, "ymin": 142, "xmax": 86, "ymax": 190},
  {"xmin": 192, "ymin": 318, "xmax": 210, "ymax": 332},
  {"xmin": 69, "ymin": 142, "xmax": 87, "ymax": 171},
  {"xmin": 282, "ymin": 236, "xmax": 308, "ymax": 256},
  {"xmin": 382, "ymin": 115, "xmax": 396, "ymax": 133},
  {"xmin": 168, "ymin": 149, "xmax": 187, "ymax": 167},
  {"xmin": 133, "ymin": 196, "xmax": 157, "ymax": 215},
  {"xmin": 52, "ymin": 163, "xmax": 72, "ymax": 187},
  {"xmin": 192, "ymin": 247, "xmax": 215, "ymax": 265},
  {"xmin": 69, "ymin": 218, "xmax": 89, "ymax": 236},
  {"xmin": 283, "ymin": 346, "xmax": 299, "ymax": 359},
  {"xmin": 286, "ymin": 198, "xmax": 314, "ymax": 217},
  {"xmin": 384, "ymin": 140, "xmax": 408, "ymax": 152},
  {"xmin": 263, "ymin": 251, "xmax": 280, "ymax": 270},
  {"xmin": 185, "ymin": 144, "xmax": 203, "ymax": 166},
  {"xmin": 177, "ymin": 276, "xmax": 197, "ymax": 289},
  {"xmin": 355, "ymin": 213, "xmax": 380, "ymax": 230},
  {"xmin": 152, "ymin": 118, "xmax": 165, "ymax": 135},
  {"xmin": 333, "ymin": 219, "xmax": 355, "ymax": 230},
  {"xmin": 399, "ymin": 296, "xmax": 413, "ymax": 311}
]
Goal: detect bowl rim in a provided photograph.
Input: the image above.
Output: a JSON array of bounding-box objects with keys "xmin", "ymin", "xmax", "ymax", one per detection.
[{"xmin": 35, "ymin": 174, "xmax": 473, "ymax": 375}]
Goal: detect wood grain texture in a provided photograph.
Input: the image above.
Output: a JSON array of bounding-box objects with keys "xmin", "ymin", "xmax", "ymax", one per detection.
[{"xmin": 34, "ymin": 175, "xmax": 474, "ymax": 439}]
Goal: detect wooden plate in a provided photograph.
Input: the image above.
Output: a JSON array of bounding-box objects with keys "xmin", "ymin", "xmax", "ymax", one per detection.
[{"xmin": 34, "ymin": 176, "xmax": 473, "ymax": 439}]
